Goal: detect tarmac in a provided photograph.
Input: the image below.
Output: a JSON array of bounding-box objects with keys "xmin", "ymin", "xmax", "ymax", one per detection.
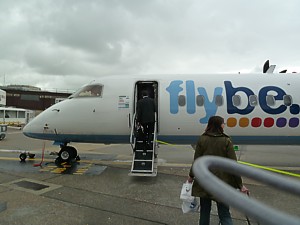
[{"xmin": 0, "ymin": 127, "xmax": 300, "ymax": 225}]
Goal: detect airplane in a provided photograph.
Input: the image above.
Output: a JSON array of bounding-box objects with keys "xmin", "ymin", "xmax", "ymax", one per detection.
[{"xmin": 23, "ymin": 61, "xmax": 300, "ymax": 170}]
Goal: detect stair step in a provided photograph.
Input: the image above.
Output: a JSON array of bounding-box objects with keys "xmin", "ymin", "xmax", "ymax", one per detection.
[
  {"xmin": 132, "ymin": 160, "xmax": 153, "ymax": 171},
  {"xmin": 134, "ymin": 151, "xmax": 153, "ymax": 160},
  {"xmin": 129, "ymin": 159, "xmax": 158, "ymax": 177},
  {"xmin": 135, "ymin": 142, "xmax": 153, "ymax": 151}
]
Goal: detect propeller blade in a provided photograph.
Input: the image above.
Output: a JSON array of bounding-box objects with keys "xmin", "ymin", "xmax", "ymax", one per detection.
[{"xmin": 263, "ymin": 60, "xmax": 270, "ymax": 73}]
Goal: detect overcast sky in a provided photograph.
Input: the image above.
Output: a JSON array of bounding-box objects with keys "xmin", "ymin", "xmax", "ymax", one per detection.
[{"xmin": 0, "ymin": 0, "xmax": 299, "ymax": 92}]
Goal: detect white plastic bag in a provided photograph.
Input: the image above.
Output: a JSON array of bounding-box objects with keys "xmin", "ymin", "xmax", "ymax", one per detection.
[
  {"xmin": 180, "ymin": 181, "xmax": 200, "ymax": 213},
  {"xmin": 180, "ymin": 182, "xmax": 194, "ymax": 202},
  {"xmin": 181, "ymin": 197, "xmax": 199, "ymax": 213}
]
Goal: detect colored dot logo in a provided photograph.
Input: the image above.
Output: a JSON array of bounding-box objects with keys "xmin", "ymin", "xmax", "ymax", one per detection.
[
  {"xmin": 264, "ymin": 118, "xmax": 274, "ymax": 128},
  {"xmin": 239, "ymin": 118, "xmax": 249, "ymax": 128},
  {"xmin": 226, "ymin": 117, "xmax": 299, "ymax": 128},
  {"xmin": 251, "ymin": 117, "xmax": 262, "ymax": 127}
]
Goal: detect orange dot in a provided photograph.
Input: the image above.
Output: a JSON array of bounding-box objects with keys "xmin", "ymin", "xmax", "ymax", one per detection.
[
  {"xmin": 227, "ymin": 118, "xmax": 237, "ymax": 127},
  {"xmin": 239, "ymin": 118, "xmax": 249, "ymax": 127}
]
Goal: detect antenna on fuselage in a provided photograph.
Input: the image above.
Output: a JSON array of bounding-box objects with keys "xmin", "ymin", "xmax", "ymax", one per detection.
[{"xmin": 279, "ymin": 70, "xmax": 287, "ymax": 73}]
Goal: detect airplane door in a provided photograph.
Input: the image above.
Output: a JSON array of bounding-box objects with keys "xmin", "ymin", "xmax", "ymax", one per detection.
[{"xmin": 133, "ymin": 81, "xmax": 158, "ymax": 132}]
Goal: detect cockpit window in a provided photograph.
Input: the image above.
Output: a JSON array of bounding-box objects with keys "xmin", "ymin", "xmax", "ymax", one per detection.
[{"xmin": 70, "ymin": 84, "xmax": 103, "ymax": 98}]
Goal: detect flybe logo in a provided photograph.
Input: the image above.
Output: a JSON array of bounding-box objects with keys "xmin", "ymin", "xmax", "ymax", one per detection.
[{"xmin": 166, "ymin": 80, "xmax": 300, "ymax": 128}]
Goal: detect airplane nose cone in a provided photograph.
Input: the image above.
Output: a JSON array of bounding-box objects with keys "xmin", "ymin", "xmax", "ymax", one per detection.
[
  {"xmin": 23, "ymin": 122, "xmax": 33, "ymax": 137},
  {"xmin": 23, "ymin": 118, "xmax": 45, "ymax": 139}
]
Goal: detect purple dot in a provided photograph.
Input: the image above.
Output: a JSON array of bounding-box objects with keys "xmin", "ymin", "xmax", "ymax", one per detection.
[
  {"xmin": 276, "ymin": 118, "xmax": 287, "ymax": 128},
  {"xmin": 289, "ymin": 118, "xmax": 299, "ymax": 128}
]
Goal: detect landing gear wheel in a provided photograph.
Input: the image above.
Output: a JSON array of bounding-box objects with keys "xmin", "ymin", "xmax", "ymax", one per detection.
[
  {"xmin": 19, "ymin": 153, "xmax": 27, "ymax": 162},
  {"xmin": 58, "ymin": 146, "xmax": 77, "ymax": 163}
]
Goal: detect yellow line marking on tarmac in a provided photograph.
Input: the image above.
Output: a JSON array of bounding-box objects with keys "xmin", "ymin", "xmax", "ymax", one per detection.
[
  {"xmin": 239, "ymin": 161, "xmax": 300, "ymax": 178},
  {"xmin": 156, "ymin": 140, "xmax": 177, "ymax": 146},
  {"xmin": 76, "ymin": 169, "xmax": 88, "ymax": 172},
  {"xmin": 51, "ymin": 168, "xmax": 66, "ymax": 174},
  {"xmin": 0, "ymin": 156, "xmax": 53, "ymax": 162},
  {"xmin": 0, "ymin": 156, "xmax": 21, "ymax": 161},
  {"xmin": 63, "ymin": 165, "xmax": 72, "ymax": 168}
]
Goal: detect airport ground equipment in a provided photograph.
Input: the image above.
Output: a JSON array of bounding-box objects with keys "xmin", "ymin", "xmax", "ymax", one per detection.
[
  {"xmin": 33, "ymin": 141, "xmax": 46, "ymax": 167},
  {"xmin": 0, "ymin": 124, "xmax": 7, "ymax": 140},
  {"xmin": 19, "ymin": 152, "xmax": 36, "ymax": 162},
  {"xmin": 193, "ymin": 156, "xmax": 300, "ymax": 225},
  {"xmin": 129, "ymin": 116, "xmax": 158, "ymax": 177}
]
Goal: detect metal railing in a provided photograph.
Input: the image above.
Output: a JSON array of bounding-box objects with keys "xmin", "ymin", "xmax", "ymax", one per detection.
[
  {"xmin": 129, "ymin": 113, "xmax": 158, "ymax": 147},
  {"xmin": 129, "ymin": 113, "xmax": 136, "ymax": 146},
  {"xmin": 192, "ymin": 156, "xmax": 300, "ymax": 225}
]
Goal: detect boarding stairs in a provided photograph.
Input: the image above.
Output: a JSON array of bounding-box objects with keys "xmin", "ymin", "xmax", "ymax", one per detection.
[{"xmin": 129, "ymin": 115, "xmax": 158, "ymax": 177}]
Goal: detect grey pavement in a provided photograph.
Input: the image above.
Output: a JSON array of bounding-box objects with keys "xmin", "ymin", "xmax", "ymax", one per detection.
[{"xmin": 0, "ymin": 128, "xmax": 299, "ymax": 224}]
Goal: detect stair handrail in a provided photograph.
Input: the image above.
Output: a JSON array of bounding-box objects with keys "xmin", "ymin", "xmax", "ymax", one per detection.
[
  {"xmin": 129, "ymin": 112, "xmax": 136, "ymax": 146},
  {"xmin": 192, "ymin": 156, "xmax": 300, "ymax": 225},
  {"xmin": 152, "ymin": 113, "xmax": 158, "ymax": 153}
]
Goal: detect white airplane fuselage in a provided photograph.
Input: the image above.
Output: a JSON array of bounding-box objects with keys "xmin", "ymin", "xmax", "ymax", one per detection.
[{"xmin": 23, "ymin": 74, "xmax": 300, "ymax": 145}]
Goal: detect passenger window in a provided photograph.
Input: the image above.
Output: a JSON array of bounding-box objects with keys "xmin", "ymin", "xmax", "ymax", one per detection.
[
  {"xmin": 18, "ymin": 111, "xmax": 26, "ymax": 118},
  {"xmin": 196, "ymin": 95, "xmax": 204, "ymax": 106},
  {"xmin": 178, "ymin": 95, "xmax": 186, "ymax": 106},
  {"xmin": 232, "ymin": 95, "xmax": 241, "ymax": 106},
  {"xmin": 70, "ymin": 84, "xmax": 103, "ymax": 98},
  {"xmin": 215, "ymin": 95, "xmax": 223, "ymax": 106},
  {"xmin": 249, "ymin": 95, "xmax": 258, "ymax": 106},
  {"xmin": 284, "ymin": 95, "xmax": 292, "ymax": 106},
  {"xmin": 266, "ymin": 95, "xmax": 275, "ymax": 106}
]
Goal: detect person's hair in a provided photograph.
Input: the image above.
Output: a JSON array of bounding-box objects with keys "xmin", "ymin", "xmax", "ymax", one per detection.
[{"xmin": 205, "ymin": 116, "xmax": 224, "ymax": 134}]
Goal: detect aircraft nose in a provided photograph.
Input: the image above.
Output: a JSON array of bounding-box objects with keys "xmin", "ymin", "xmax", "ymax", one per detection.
[
  {"xmin": 23, "ymin": 122, "xmax": 33, "ymax": 137},
  {"xmin": 23, "ymin": 119, "xmax": 45, "ymax": 138}
]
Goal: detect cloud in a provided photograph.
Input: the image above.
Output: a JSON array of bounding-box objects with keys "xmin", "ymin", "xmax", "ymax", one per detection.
[{"xmin": 0, "ymin": 0, "xmax": 299, "ymax": 90}]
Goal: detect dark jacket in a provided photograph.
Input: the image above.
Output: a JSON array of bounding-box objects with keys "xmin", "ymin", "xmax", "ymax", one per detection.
[
  {"xmin": 189, "ymin": 132, "xmax": 243, "ymax": 199},
  {"xmin": 136, "ymin": 96, "xmax": 156, "ymax": 123}
]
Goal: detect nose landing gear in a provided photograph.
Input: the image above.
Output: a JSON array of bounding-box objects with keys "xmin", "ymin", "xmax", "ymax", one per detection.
[{"xmin": 55, "ymin": 145, "xmax": 80, "ymax": 165}]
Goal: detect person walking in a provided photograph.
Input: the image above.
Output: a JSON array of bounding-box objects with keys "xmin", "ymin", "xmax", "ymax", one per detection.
[
  {"xmin": 188, "ymin": 116, "xmax": 248, "ymax": 225},
  {"xmin": 136, "ymin": 90, "xmax": 156, "ymax": 149}
]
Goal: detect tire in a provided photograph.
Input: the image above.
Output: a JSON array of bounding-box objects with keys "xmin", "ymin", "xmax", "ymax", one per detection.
[
  {"xmin": 58, "ymin": 146, "xmax": 77, "ymax": 162},
  {"xmin": 19, "ymin": 153, "xmax": 27, "ymax": 162}
]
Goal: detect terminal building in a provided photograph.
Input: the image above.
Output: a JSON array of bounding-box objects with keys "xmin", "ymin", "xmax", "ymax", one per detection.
[
  {"xmin": 0, "ymin": 85, "xmax": 73, "ymax": 114},
  {"xmin": 0, "ymin": 85, "xmax": 73, "ymax": 126}
]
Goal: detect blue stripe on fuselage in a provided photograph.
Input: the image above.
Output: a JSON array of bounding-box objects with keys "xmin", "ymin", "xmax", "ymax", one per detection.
[{"xmin": 23, "ymin": 132, "xmax": 300, "ymax": 145}]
